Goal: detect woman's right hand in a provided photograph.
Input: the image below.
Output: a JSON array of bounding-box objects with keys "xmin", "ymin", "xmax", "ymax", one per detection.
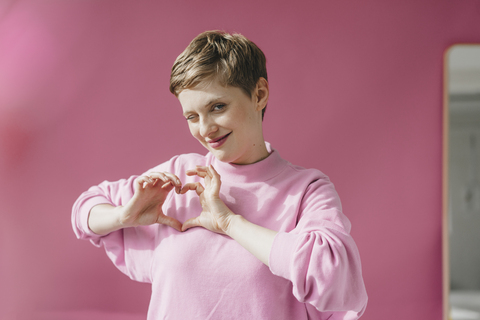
[{"xmin": 118, "ymin": 172, "xmax": 183, "ymax": 232}]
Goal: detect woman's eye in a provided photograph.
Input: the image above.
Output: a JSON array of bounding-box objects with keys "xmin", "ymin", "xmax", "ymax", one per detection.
[
  {"xmin": 212, "ymin": 104, "xmax": 225, "ymax": 111},
  {"xmin": 186, "ymin": 115, "xmax": 197, "ymax": 121}
]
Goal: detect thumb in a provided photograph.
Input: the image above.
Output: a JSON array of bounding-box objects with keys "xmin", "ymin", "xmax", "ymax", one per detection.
[
  {"xmin": 182, "ymin": 216, "xmax": 202, "ymax": 232},
  {"xmin": 157, "ymin": 215, "xmax": 182, "ymax": 232},
  {"xmin": 180, "ymin": 182, "xmax": 204, "ymax": 196}
]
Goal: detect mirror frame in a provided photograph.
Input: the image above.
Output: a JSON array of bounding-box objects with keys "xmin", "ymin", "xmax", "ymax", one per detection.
[
  {"xmin": 442, "ymin": 43, "xmax": 480, "ymax": 320},
  {"xmin": 442, "ymin": 43, "xmax": 451, "ymax": 320}
]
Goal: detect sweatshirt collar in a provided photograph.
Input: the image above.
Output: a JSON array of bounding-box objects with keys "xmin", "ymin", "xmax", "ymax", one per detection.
[{"xmin": 206, "ymin": 142, "xmax": 288, "ymax": 183}]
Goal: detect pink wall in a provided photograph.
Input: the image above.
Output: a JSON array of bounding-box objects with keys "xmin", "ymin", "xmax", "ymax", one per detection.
[{"xmin": 1, "ymin": 0, "xmax": 480, "ymax": 319}]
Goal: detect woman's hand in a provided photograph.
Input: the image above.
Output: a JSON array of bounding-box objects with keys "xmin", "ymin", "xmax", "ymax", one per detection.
[
  {"xmin": 180, "ymin": 165, "xmax": 236, "ymax": 234},
  {"xmin": 179, "ymin": 165, "xmax": 277, "ymax": 266},
  {"xmin": 119, "ymin": 172, "xmax": 183, "ymax": 231}
]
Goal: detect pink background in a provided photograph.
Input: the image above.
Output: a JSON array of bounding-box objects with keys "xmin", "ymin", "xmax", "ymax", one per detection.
[{"xmin": 1, "ymin": 0, "xmax": 480, "ymax": 319}]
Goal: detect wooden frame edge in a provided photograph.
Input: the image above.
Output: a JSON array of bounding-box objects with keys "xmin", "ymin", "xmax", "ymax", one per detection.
[{"xmin": 443, "ymin": 43, "xmax": 452, "ymax": 320}]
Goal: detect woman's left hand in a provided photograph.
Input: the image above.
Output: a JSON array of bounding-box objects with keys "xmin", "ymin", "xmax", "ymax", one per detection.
[{"xmin": 180, "ymin": 165, "xmax": 236, "ymax": 234}]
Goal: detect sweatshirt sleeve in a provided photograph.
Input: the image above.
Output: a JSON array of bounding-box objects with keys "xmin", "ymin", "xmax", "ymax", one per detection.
[
  {"xmin": 71, "ymin": 175, "xmax": 158, "ymax": 283},
  {"xmin": 268, "ymin": 177, "xmax": 368, "ymax": 319}
]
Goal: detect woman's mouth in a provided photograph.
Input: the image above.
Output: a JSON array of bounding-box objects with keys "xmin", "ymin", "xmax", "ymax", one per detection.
[{"xmin": 207, "ymin": 132, "xmax": 231, "ymax": 148}]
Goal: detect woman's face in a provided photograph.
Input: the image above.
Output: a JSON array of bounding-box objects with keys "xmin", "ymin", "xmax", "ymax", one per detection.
[{"xmin": 178, "ymin": 78, "xmax": 269, "ymax": 165}]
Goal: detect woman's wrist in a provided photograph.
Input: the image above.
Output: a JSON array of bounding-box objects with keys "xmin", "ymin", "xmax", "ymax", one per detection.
[
  {"xmin": 89, "ymin": 204, "xmax": 126, "ymax": 235},
  {"xmin": 114, "ymin": 205, "xmax": 128, "ymax": 228},
  {"xmin": 224, "ymin": 214, "xmax": 243, "ymax": 237},
  {"xmin": 223, "ymin": 214, "xmax": 277, "ymax": 266}
]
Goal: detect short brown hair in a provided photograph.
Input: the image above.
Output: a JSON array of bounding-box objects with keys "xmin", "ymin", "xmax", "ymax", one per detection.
[{"xmin": 169, "ymin": 30, "xmax": 268, "ymax": 118}]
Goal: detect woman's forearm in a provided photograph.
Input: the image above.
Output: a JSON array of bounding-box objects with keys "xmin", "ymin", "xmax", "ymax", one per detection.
[
  {"xmin": 88, "ymin": 204, "xmax": 124, "ymax": 236},
  {"xmin": 226, "ymin": 215, "xmax": 278, "ymax": 266}
]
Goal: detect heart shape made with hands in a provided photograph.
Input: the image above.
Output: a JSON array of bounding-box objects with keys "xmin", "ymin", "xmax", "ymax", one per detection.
[{"xmin": 135, "ymin": 165, "xmax": 235, "ymax": 235}]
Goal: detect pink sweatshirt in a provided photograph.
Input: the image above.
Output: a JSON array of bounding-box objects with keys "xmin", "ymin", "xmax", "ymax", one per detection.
[{"xmin": 72, "ymin": 144, "xmax": 367, "ymax": 319}]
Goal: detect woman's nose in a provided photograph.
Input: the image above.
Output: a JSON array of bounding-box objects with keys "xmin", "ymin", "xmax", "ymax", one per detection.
[{"xmin": 199, "ymin": 117, "xmax": 218, "ymax": 138}]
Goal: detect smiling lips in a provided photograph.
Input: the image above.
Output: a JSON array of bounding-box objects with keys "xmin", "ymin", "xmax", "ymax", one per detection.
[{"xmin": 207, "ymin": 132, "xmax": 231, "ymax": 148}]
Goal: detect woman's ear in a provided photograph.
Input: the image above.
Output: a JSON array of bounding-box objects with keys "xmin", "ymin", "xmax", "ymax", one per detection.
[{"xmin": 255, "ymin": 77, "xmax": 269, "ymax": 112}]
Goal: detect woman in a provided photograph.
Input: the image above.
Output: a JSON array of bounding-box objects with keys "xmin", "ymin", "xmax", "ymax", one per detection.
[{"xmin": 72, "ymin": 30, "xmax": 367, "ymax": 319}]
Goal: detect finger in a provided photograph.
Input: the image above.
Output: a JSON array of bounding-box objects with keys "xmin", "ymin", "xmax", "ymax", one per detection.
[
  {"xmin": 196, "ymin": 166, "xmax": 211, "ymax": 177},
  {"xmin": 161, "ymin": 172, "xmax": 181, "ymax": 184},
  {"xmin": 135, "ymin": 176, "xmax": 148, "ymax": 186},
  {"xmin": 148, "ymin": 172, "xmax": 167, "ymax": 181},
  {"xmin": 154, "ymin": 178, "xmax": 172, "ymax": 190},
  {"xmin": 148, "ymin": 172, "xmax": 181, "ymax": 193},
  {"xmin": 209, "ymin": 165, "xmax": 221, "ymax": 181},
  {"xmin": 148, "ymin": 172, "xmax": 171, "ymax": 185},
  {"xmin": 209, "ymin": 164, "xmax": 219, "ymax": 176},
  {"xmin": 186, "ymin": 169, "xmax": 207, "ymax": 178},
  {"xmin": 185, "ymin": 169, "xmax": 196, "ymax": 176},
  {"xmin": 145, "ymin": 172, "xmax": 169, "ymax": 189},
  {"xmin": 135, "ymin": 176, "xmax": 154, "ymax": 189},
  {"xmin": 149, "ymin": 177, "xmax": 173, "ymax": 191},
  {"xmin": 182, "ymin": 216, "xmax": 202, "ymax": 232},
  {"xmin": 157, "ymin": 215, "xmax": 182, "ymax": 232},
  {"xmin": 161, "ymin": 181, "xmax": 174, "ymax": 190},
  {"xmin": 180, "ymin": 182, "xmax": 205, "ymax": 196},
  {"xmin": 206, "ymin": 165, "xmax": 222, "ymax": 190},
  {"xmin": 162, "ymin": 172, "xmax": 182, "ymax": 193}
]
